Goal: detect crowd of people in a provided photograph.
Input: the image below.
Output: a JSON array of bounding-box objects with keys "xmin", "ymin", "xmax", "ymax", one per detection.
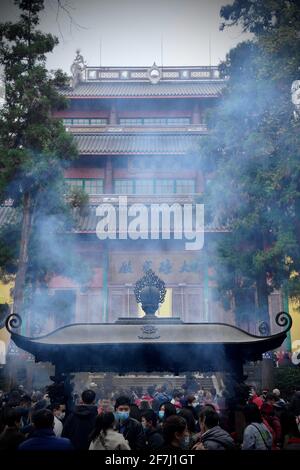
[{"xmin": 0, "ymin": 382, "xmax": 300, "ymax": 451}]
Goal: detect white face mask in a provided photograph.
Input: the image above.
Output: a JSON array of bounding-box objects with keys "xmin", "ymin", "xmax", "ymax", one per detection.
[
  {"xmin": 192, "ymin": 402, "xmax": 198, "ymax": 408},
  {"xmin": 58, "ymin": 412, "xmax": 65, "ymax": 420}
]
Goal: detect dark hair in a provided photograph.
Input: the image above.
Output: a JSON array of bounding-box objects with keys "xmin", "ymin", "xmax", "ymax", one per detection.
[
  {"xmin": 115, "ymin": 395, "xmax": 131, "ymax": 410},
  {"xmin": 140, "ymin": 400, "xmax": 151, "ymax": 411},
  {"xmin": 151, "ymin": 398, "xmax": 160, "ymax": 413},
  {"xmin": 4, "ymin": 408, "xmax": 22, "ymax": 427},
  {"xmin": 141, "ymin": 409, "xmax": 158, "ymax": 428},
  {"xmin": 243, "ymin": 403, "xmax": 263, "ymax": 425},
  {"xmin": 20, "ymin": 394, "xmax": 32, "ymax": 404},
  {"xmin": 186, "ymin": 395, "xmax": 196, "ymax": 405},
  {"xmin": 33, "ymin": 398, "xmax": 48, "ymax": 411},
  {"xmin": 178, "ymin": 408, "xmax": 196, "ymax": 433},
  {"xmin": 172, "ymin": 389, "xmax": 182, "ymax": 399},
  {"xmin": 265, "ymin": 393, "xmax": 276, "ymax": 402},
  {"xmin": 7, "ymin": 390, "xmax": 21, "ymax": 407},
  {"xmin": 81, "ymin": 389, "xmax": 96, "ymax": 404},
  {"xmin": 163, "ymin": 415, "xmax": 187, "ymax": 444},
  {"xmin": 199, "ymin": 407, "xmax": 219, "ymax": 429},
  {"xmin": 159, "ymin": 401, "xmax": 177, "ymax": 419},
  {"xmin": 130, "ymin": 404, "xmax": 141, "ymax": 422},
  {"xmin": 89, "ymin": 412, "xmax": 115, "ymax": 442},
  {"xmin": 49, "ymin": 402, "xmax": 63, "ymax": 412},
  {"xmin": 32, "ymin": 409, "xmax": 54, "ymax": 429},
  {"xmin": 202, "ymin": 402, "xmax": 216, "ymax": 411}
]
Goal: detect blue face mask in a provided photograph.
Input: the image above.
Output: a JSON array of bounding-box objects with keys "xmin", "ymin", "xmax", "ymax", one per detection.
[
  {"xmin": 116, "ymin": 411, "xmax": 129, "ymax": 422},
  {"xmin": 158, "ymin": 410, "xmax": 165, "ymax": 420}
]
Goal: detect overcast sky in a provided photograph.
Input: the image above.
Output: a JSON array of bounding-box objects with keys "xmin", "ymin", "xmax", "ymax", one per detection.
[{"xmin": 1, "ymin": 0, "xmax": 251, "ymax": 72}]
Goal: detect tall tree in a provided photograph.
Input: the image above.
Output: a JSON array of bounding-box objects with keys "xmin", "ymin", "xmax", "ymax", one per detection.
[
  {"xmin": 199, "ymin": 2, "xmax": 300, "ymax": 330},
  {"xmin": 0, "ymin": 0, "xmax": 79, "ymax": 317}
]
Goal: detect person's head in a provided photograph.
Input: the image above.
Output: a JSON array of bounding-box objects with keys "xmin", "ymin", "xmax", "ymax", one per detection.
[
  {"xmin": 178, "ymin": 408, "xmax": 196, "ymax": 433},
  {"xmin": 186, "ymin": 395, "xmax": 197, "ymax": 407},
  {"xmin": 172, "ymin": 389, "xmax": 182, "ymax": 401},
  {"xmin": 130, "ymin": 403, "xmax": 141, "ymax": 421},
  {"xmin": 140, "ymin": 400, "xmax": 151, "ymax": 411},
  {"xmin": 199, "ymin": 407, "xmax": 219, "ymax": 433},
  {"xmin": 33, "ymin": 399, "xmax": 48, "ymax": 411},
  {"xmin": 19, "ymin": 394, "xmax": 32, "ymax": 409},
  {"xmin": 272, "ymin": 388, "xmax": 280, "ymax": 398},
  {"xmin": 8, "ymin": 390, "xmax": 21, "ymax": 406},
  {"xmin": 115, "ymin": 396, "xmax": 131, "ymax": 422},
  {"xmin": 158, "ymin": 401, "xmax": 176, "ymax": 421},
  {"xmin": 31, "ymin": 391, "xmax": 43, "ymax": 403},
  {"xmin": 202, "ymin": 402, "xmax": 216, "ymax": 412},
  {"xmin": 265, "ymin": 393, "xmax": 276, "ymax": 405},
  {"xmin": 51, "ymin": 403, "xmax": 66, "ymax": 420},
  {"xmin": 32, "ymin": 409, "xmax": 54, "ymax": 430},
  {"xmin": 89, "ymin": 412, "xmax": 115, "ymax": 442},
  {"xmin": 141, "ymin": 409, "xmax": 158, "ymax": 431},
  {"xmin": 163, "ymin": 415, "xmax": 188, "ymax": 448},
  {"xmin": 243, "ymin": 403, "xmax": 263, "ymax": 425},
  {"xmin": 81, "ymin": 389, "xmax": 96, "ymax": 405},
  {"xmin": 4, "ymin": 408, "xmax": 22, "ymax": 429}
]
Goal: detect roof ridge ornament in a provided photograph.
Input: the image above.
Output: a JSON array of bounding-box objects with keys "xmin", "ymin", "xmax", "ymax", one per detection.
[
  {"xmin": 70, "ymin": 49, "xmax": 86, "ymax": 87},
  {"xmin": 147, "ymin": 62, "xmax": 162, "ymax": 84}
]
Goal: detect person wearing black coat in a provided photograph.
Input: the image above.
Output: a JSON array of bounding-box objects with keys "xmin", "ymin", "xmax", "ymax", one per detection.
[
  {"xmin": 114, "ymin": 396, "xmax": 146, "ymax": 450},
  {"xmin": 0, "ymin": 408, "xmax": 26, "ymax": 451},
  {"xmin": 62, "ymin": 390, "xmax": 98, "ymax": 450},
  {"xmin": 141, "ymin": 410, "xmax": 164, "ymax": 450}
]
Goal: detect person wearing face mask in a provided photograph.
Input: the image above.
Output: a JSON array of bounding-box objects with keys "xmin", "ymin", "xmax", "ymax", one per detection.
[
  {"xmin": 162, "ymin": 415, "xmax": 189, "ymax": 451},
  {"xmin": 184, "ymin": 395, "xmax": 200, "ymax": 421},
  {"xmin": 114, "ymin": 396, "xmax": 146, "ymax": 450},
  {"xmin": 51, "ymin": 403, "xmax": 66, "ymax": 437},
  {"xmin": 141, "ymin": 410, "xmax": 164, "ymax": 450},
  {"xmin": 158, "ymin": 402, "xmax": 177, "ymax": 427}
]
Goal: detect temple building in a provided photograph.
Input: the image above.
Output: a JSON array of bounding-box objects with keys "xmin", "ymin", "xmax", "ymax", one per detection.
[
  {"xmin": 36, "ymin": 57, "xmax": 283, "ymax": 335},
  {"xmin": 0, "ymin": 57, "xmax": 296, "ymax": 390},
  {"xmin": 0, "ymin": 57, "xmax": 295, "ymax": 387}
]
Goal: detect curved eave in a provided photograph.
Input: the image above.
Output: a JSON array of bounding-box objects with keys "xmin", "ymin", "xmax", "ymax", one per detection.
[
  {"xmin": 9, "ymin": 320, "xmax": 288, "ymax": 373},
  {"xmin": 9, "ymin": 321, "xmax": 288, "ymax": 354}
]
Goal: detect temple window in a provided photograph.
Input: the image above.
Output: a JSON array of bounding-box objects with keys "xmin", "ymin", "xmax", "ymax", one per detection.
[{"xmin": 65, "ymin": 178, "xmax": 104, "ymax": 194}]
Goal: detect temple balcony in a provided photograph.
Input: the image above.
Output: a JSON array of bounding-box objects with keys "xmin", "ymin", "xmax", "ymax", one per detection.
[
  {"xmin": 86, "ymin": 192, "xmax": 203, "ymax": 205},
  {"xmin": 65, "ymin": 123, "xmax": 208, "ymax": 134}
]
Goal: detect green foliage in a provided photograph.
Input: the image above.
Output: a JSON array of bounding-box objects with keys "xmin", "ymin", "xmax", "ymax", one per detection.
[
  {"xmin": 0, "ymin": 1, "xmax": 90, "ymax": 294},
  {"xmin": 200, "ymin": 2, "xmax": 300, "ymax": 324},
  {"xmin": 67, "ymin": 185, "xmax": 89, "ymax": 210},
  {"xmin": 274, "ymin": 366, "xmax": 300, "ymax": 397}
]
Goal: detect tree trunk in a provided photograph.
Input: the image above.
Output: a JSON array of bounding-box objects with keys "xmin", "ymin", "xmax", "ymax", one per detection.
[
  {"xmin": 256, "ymin": 272, "xmax": 270, "ymax": 327},
  {"xmin": 13, "ymin": 192, "xmax": 32, "ymax": 319}
]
